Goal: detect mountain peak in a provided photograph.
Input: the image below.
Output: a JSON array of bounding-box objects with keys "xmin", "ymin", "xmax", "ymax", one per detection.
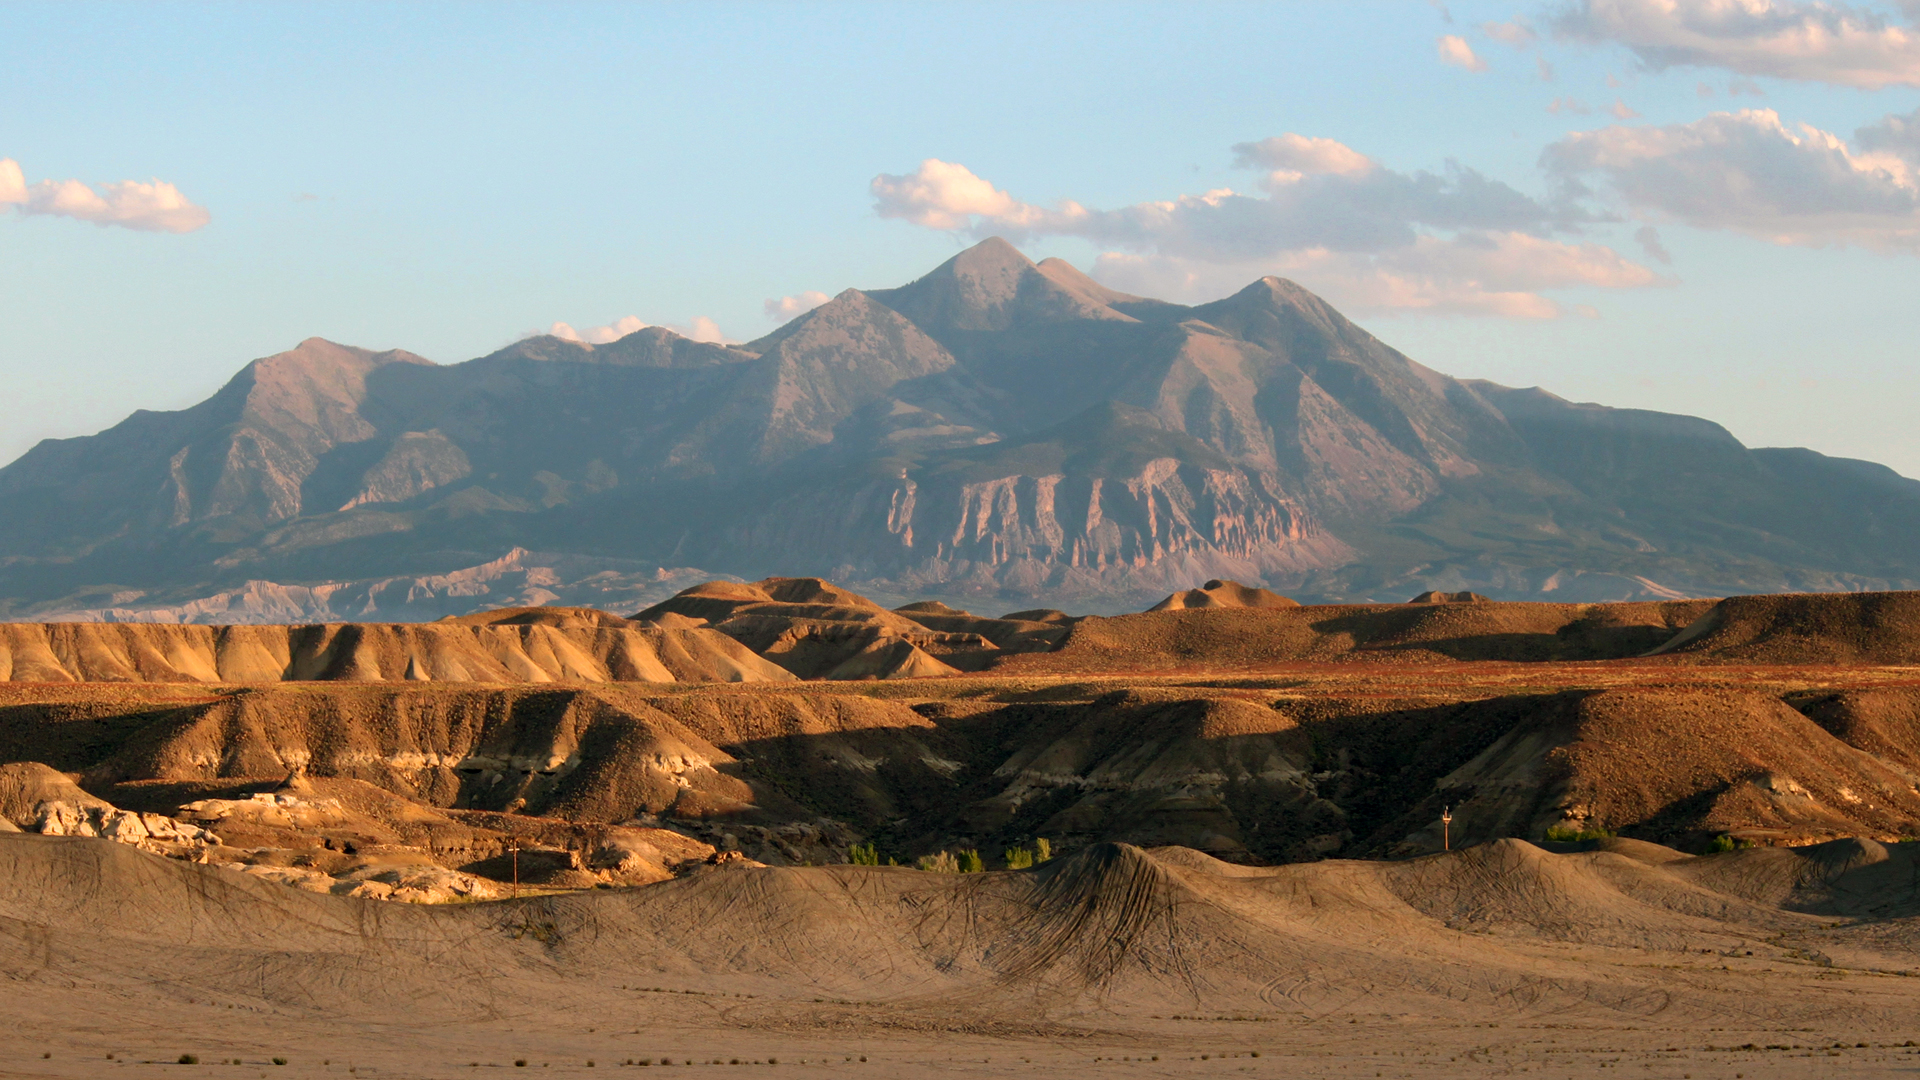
[
  {"xmin": 949, "ymin": 234, "xmax": 1034, "ymax": 273},
  {"xmin": 867, "ymin": 236, "xmax": 1133, "ymax": 332}
]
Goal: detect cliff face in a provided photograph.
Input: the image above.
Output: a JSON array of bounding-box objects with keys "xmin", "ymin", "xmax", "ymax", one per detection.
[{"xmin": 3, "ymin": 237, "xmax": 1919, "ymax": 619}]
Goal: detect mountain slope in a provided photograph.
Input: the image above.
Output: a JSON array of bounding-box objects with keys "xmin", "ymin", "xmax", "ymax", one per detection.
[{"xmin": 2, "ymin": 237, "xmax": 1917, "ymax": 619}]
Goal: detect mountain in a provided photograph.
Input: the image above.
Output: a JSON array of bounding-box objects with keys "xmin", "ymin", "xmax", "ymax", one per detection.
[{"xmin": 3, "ymin": 237, "xmax": 1918, "ymax": 620}]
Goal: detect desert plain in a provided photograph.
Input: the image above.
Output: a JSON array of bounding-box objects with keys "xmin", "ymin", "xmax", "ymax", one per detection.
[{"xmin": 5, "ymin": 580, "xmax": 1920, "ymax": 1078}]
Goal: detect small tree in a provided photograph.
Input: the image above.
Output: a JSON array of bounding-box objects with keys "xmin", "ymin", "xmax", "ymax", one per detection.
[
  {"xmin": 1034, "ymin": 837, "xmax": 1052, "ymax": 863},
  {"xmin": 957, "ymin": 849, "xmax": 985, "ymax": 873},
  {"xmin": 916, "ymin": 851, "xmax": 960, "ymax": 873},
  {"xmin": 1004, "ymin": 845, "xmax": 1034, "ymax": 869},
  {"xmin": 848, "ymin": 842, "xmax": 880, "ymax": 866}
]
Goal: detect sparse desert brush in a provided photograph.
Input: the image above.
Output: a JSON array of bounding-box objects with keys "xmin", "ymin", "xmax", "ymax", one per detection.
[
  {"xmin": 1543, "ymin": 824, "xmax": 1614, "ymax": 843},
  {"xmin": 958, "ymin": 849, "xmax": 984, "ymax": 873},
  {"xmin": 177, "ymin": 1054, "xmax": 199, "ymax": 1065},
  {"xmin": 1708, "ymin": 833, "xmax": 1756, "ymax": 853},
  {"xmin": 848, "ymin": 842, "xmax": 880, "ymax": 865},
  {"xmin": 915, "ymin": 851, "xmax": 960, "ymax": 873},
  {"xmin": 1004, "ymin": 845, "xmax": 1034, "ymax": 869},
  {"xmin": 1035, "ymin": 838, "xmax": 1052, "ymax": 862}
]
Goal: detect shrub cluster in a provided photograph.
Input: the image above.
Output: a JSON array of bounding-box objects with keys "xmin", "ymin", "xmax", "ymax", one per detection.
[
  {"xmin": 1543, "ymin": 824, "xmax": 1614, "ymax": 843},
  {"xmin": 914, "ymin": 849, "xmax": 984, "ymax": 873},
  {"xmin": 913, "ymin": 838, "xmax": 1055, "ymax": 872}
]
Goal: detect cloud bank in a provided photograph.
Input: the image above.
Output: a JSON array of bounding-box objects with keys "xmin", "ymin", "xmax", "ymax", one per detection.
[
  {"xmin": 1543, "ymin": 107, "xmax": 1920, "ymax": 250},
  {"xmin": 871, "ymin": 140, "xmax": 1657, "ymax": 319},
  {"xmin": 1555, "ymin": 0, "xmax": 1920, "ymax": 88},
  {"xmin": 0, "ymin": 158, "xmax": 210, "ymax": 233}
]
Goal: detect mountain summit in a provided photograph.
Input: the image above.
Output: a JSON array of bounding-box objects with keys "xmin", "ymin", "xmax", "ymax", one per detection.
[{"xmin": 3, "ymin": 238, "xmax": 1917, "ymax": 619}]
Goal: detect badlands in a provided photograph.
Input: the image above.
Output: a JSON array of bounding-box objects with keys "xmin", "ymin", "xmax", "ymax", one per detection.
[{"xmin": 6, "ymin": 579, "xmax": 1920, "ymax": 1077}]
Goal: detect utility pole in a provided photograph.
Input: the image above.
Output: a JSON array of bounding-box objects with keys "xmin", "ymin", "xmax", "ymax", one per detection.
[{"xmin": 1440, "ymin": 805, "xmax": 1453, "ymax": 852}]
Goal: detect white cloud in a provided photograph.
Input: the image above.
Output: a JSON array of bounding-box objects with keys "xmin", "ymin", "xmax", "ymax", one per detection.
[
  {"xmin": 1609, "ymin": 98, "xmax": 1643, "ymax": 119},
  {"xmin": 1542, "ymin": 107, "xmax": 1920, "ymax": 250},
  {"xmin": 1094, "ymin": 232, "xmax": 1659, "ymax": 320},
  {"xmin": 544, "ymin": 314, "xmax": 733, "ymax": 345},
  {"xmin": 1549, "ymin": 96, "xmax": 1595, "ymax": 114},
  {"xmin": 763, "ymin": 290, "xmax": 831, "ymax": 323},
  {"xmin": 0, "ymin": 158, "xmax": 210, "ymax": 233},
  {"xmin": 1555, "ymin": 0, "xmax": 1920, "ymax": 89},
  {"xmin": 0, "ymin": 159, "xmax": 24, "ymax": 205},
  {"xmin": 873, "ymin": 136, "xmax": 1655, "ymax": 320},
  {"xmin": 1438, "ymin": 34, "xmax": 1490, "ymax": 71},
  {"xmin": 870, "ymin": 159, "xmax": 1068, "ymax": 231},
  {"xmin": 1485, "ymin": 18, "xmax": 1539, "ymax": 47},
  {"xmin": 1231, "ymin": 134, "xmax": 1375, "ymax": 178}
]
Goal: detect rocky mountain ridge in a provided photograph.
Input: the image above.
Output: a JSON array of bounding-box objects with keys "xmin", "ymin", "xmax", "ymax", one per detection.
[{"xmin": 4, "ymin": 237, "xmax": 1917, "ymax": 620}]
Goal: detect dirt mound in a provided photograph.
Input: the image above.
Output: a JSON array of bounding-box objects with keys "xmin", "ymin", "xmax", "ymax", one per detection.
[
  {"xmin": 1378, "ymin": 838, "xmax": 1803, "ymax": 949},
  {"xmin": 895, "ymin": 600, "xmax": 971, "ymax": 616},
  {"xmin": 1649, "ymin": 590, "xmax": 1920, "ymax": 663},
  {"xmin": 1006, "ymin": 598, "xmax": 1714, "ymax": 672},
  {"xmin": 0, "ymin": 761, "xmax": 111, "ymax": 827},
  {"xmin": 1000, "ymin": 607, "xmax": 1070, "ymax": 623},
  {"xmin": 1432, "ymin": 686, "xmax": 1920, "ymax": 850},
  {"xmin": 638, "ymin": 577, "xmax": 1064, "ymax": 677},
  {"xmin": 1146, "ymin": 579, "xmax": 1301, "ymax": 612},
  {"xmin": 0, "ymin": 621, "xmax": 792, "ymax": 685},
  {"xmin": 0, "ymin": 828, "xmax": 1888, "ymax": 1040},
  {"xmin": 1796, "ymin": 688, "xmax": 1920, "ymax": 775},
  {"xmin": 440, "ymin": 606, "xmax": 638, "ymax": 628},
  {"xmin": 757, "ymin": 576, "xmax": 886, "ymax": 608},
  {"xmin": 1408, "ymin": 590, "xmax": 1490, "ymax": 603}
]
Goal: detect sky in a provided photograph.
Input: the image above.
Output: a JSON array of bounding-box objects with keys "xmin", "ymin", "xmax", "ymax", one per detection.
[{"xmin": 3, "ymin": 0, "xmax": 1919, "ymax": 476}]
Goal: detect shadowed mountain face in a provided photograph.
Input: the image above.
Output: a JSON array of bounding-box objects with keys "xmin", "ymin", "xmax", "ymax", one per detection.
[{"xmin": 4, "ymin": 237, "xmax": 1919, "ymax": 619}]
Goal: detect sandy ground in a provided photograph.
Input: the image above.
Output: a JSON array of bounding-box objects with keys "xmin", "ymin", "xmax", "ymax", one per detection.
[{"xmin": 8, "ymin": 833, "xmax": 1920, "ymax": 1079}]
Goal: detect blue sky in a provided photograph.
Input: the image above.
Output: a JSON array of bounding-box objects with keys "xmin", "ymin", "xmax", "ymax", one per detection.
[{"xmin": 3, "ymin": 1, "xmax": 1918, "ymax": 474}]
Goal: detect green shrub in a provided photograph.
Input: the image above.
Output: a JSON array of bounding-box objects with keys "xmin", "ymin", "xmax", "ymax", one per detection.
[
  {"xmin": 272, "ymin": 1059, "xmax": 287, "ymax": 1066},
  {"xmin": 1035, "ymin": 838, "xmax": 1052, "ymax": 863},
  {"xmin": 848, "ymin": 842, "xmax": 880, "ymax": 866},
  {"xmin": 178, "ymin": 1055, "xmax": 199, "ymax": 1065},
  {"xmin": 915, "ymin": 851, "xmax": 959, "ymax": 873},
  {"xmin": 1543, "ymin": 824, "xmax": 1614, "ymax": 843},
  {"xmin": 1004, "ymin": 845, "xmax": 1034, "ymax": 869},
  {"xmin": 957, "ymin": 849, "xmax": 984, "ymax": 873},
  {"xmin": 1707, "ymin": 833, "xmax": 1755, "ymax": 853}
]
